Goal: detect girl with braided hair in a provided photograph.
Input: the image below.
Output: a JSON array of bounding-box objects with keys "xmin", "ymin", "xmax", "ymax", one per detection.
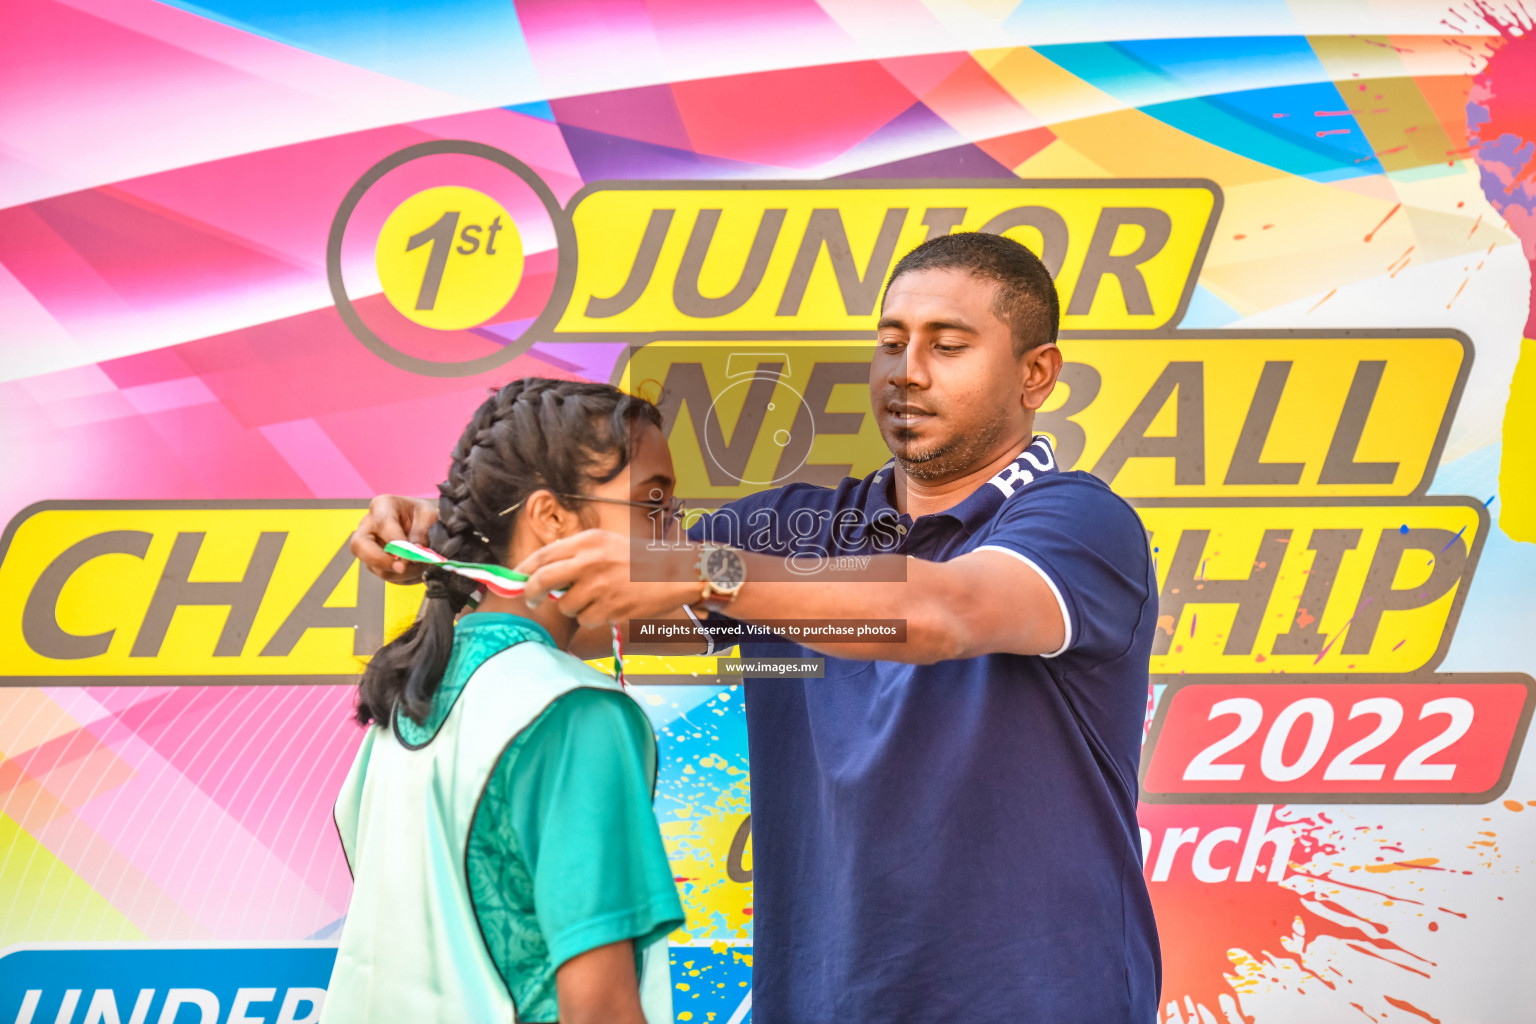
[{"xmin": 324, "ymin": 378, "xmax": 685, "ymax": 1024}]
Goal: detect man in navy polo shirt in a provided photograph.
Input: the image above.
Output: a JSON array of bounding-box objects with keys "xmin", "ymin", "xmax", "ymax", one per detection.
[{"xmin": 355, "ymin": 233, "xmax": 1160, "ymax": 1023}]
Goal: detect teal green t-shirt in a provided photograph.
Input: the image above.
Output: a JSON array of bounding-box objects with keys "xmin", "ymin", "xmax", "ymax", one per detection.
[{"xmin": 398, "ymin": 614, "xmax": 684, "ymax": 1022}]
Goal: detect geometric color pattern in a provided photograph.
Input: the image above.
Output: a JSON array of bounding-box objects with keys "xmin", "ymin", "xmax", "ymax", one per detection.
[{"xmin": 4, "ymin": 4, "xmax": 1536, "ymax": 1024}]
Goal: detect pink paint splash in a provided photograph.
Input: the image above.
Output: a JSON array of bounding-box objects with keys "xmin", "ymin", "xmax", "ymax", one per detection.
[{"xmin": 1467, "ymin": 1, "xmax": 1536, "ymax": 335}]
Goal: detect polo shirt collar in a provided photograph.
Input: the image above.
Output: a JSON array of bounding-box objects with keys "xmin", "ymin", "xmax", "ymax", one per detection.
[
  {"xmin": 455, "ymin": 611, "xmax": 556, "ymax": 648},
  {"xmin": 946, "ymin": 434, "xmax": 1059, "ymax": 530},
  {"xmin": 856, "ymin": 435, "xmax": 1059, "ymax": 538},
  {"xmin": 862, "ymin": 458, "xmax": 902, "ymax": 525}
]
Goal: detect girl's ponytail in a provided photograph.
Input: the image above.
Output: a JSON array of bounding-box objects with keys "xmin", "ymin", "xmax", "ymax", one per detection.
[{"xmin": 356, "ymin": 572, "xmax": 466, "ymax": 727}]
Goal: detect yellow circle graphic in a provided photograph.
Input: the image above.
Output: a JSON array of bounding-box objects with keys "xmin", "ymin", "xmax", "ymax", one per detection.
[{"xmin": 375, "ymin": 186, "xmax": 524, "ymax": 330}]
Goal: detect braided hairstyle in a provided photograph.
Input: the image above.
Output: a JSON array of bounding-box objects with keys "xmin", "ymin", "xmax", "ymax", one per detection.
[{"xmin": 356, "ymin": 378, "xmax": 663, "ymax": 727}]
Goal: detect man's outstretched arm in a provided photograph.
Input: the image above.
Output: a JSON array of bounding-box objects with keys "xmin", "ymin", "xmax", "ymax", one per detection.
[
  {"xmin": 349, "ymin": 495, "xmax": 712, "ymax": 657},
  {"xmin": 514, "ymin": 531, "xmax": 1067, "ymax": 665}
]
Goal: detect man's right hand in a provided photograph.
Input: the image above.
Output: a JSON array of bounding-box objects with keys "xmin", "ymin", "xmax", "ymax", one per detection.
[{"xmin": 351, "ymin": 494, "xmax": 439, "ymax": 584}]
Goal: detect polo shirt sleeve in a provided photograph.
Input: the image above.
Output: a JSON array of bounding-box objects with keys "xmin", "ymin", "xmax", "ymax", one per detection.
[
  {"xmin": 974, "ymin": 478, "xmax": 1152, "ymax": 664},
  {"xmin": 505, "ymin": 688, "xmax": 685, "ymax": 970}
]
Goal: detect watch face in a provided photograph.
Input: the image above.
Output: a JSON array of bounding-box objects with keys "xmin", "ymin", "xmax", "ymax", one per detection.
[{"xmin": 706, "ymin": 547, "xmax": 745, "ymax": 590}]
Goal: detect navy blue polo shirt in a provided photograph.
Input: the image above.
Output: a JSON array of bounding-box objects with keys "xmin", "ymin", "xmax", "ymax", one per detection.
[{"xmin": 689, "ymin": 436, "xmax": 1161, "ymax": 1024}]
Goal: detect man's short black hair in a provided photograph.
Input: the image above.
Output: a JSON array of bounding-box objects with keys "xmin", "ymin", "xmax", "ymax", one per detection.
[{"xmin": 883, "ymin": 232, "xmax": 1060, "ymax": 357}]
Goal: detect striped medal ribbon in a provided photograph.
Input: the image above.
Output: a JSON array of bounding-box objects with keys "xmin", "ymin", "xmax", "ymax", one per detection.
[{"xmin": 383, "ymin": 540, "xmax": 625, "ymax": 685}]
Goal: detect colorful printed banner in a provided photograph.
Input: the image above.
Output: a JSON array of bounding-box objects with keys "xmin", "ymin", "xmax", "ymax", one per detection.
[{"xmin": 3, "ymin": 2, "xmax": 1536, "ymax": 1023}]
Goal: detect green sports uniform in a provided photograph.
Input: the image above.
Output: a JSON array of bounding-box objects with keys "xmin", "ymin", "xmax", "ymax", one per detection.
[{"xmin": 324, "ymin": 614, "xmax": 684, "ymax": 1023}]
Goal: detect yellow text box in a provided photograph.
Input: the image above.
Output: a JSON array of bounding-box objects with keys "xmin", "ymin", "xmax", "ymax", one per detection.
[
  {"xmin": 1046, "ymin": 332, "xmax": 1466, "ymax": 497},
  {"xmin": 1143, "ymin": 500, "xmax": 1485, "ymax": 675},
  {"xmin": 0, "ymin": 503, "xmax": 421, "ymax": 682},
  {"xmin": 561, "ymin": 182, "xmax": 1218, "ymax": 334},
  {"xmin": 619, "ymin": 332, "xmax": 1465, "ymax": 502}
]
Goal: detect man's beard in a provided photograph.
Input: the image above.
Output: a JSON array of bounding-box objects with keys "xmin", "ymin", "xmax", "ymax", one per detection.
[{"xmin": 888, "ymin": 413, "xmax": 1009, "ymax": 482}]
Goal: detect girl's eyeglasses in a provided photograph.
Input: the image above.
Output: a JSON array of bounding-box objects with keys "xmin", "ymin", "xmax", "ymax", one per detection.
[{"xmin": 499, "ymin": 492, "xmax": 686, "ymax": 527}]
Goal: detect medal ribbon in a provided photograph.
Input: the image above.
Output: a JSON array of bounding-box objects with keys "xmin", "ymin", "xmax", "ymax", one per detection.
[{"xmin": 384, "ymin": 539, "xmax": 625, "ymax": 685}]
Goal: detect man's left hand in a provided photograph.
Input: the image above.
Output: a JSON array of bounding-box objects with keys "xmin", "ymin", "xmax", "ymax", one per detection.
[{"xmin": 516, "ymin": 530, "xmax": 701, "ymax": 628}]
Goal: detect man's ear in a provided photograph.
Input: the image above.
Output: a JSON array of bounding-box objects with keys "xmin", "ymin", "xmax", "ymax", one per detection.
[
  {"xmin": 1020, "ymin": 343, "xmax": 1064, "ymax": 413},
  {"xmin": 519, "ymin": 490, "xmax": 580, "ymax": 547}
]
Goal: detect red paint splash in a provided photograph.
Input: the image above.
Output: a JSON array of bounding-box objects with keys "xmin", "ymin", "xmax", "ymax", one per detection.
[
  {"xmin": 1347, "ymin": 942, "xmax": 1430, "ymax": 978},
  {"xmin": 1385, "ymin": 994, "xmax": 1442, "ymax": 1022},
  {"xmin": 1364, "ymin": 202, "xmax": 1402, "ymax": 241},
  {"xmin": 1142, "ymin": 805, "xmax": 1437, "ymax": 1023}
]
